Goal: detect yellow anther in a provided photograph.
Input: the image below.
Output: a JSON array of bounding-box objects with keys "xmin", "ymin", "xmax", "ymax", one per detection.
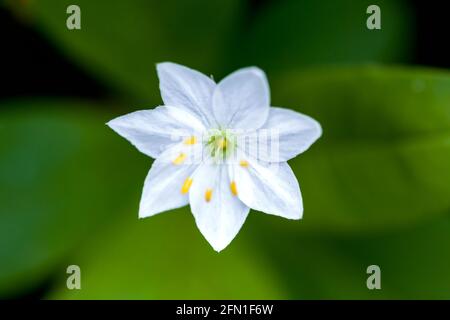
[
  {"xmin": 172, "ymin": 153, "xmax": 187, "ymax": 165},
  {"xmin": 239, "ymin": 160, "xmax": 249, "ymax": 168},
  {"xmin": 205, "ymin": 188, "xmax": 213, "ymax": 202},
  {"xmin": 181, "ymin": 177, "xmax": 193, "ymax": 194},
  {"xmin": 218, "ymin": 138, "xmax": 227, "ymax": 149},
  {"xmin": 230, "ymin": 181, "xmax": 238, "ymax": 196},
  {"xmin": 184, "ymin": 136, "xmax": 197, "ymax": 145}
]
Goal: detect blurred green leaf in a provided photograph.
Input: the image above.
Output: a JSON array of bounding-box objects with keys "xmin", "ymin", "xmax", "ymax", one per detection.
[
  {"xmin": 46, "ymin": 185, "xmax": 450, "ymax": 299},
  {"xmin": 248, "ymin": 212, "xmax": 450, "ymax": 299},
  {"xmin": 48, "ymin": 210, "xmax": 287, "ymax": 299},
  {"xmin": 231, "ymin": 0, "xmax": 414, "ymax": 73},
  {"xmin": 15, "ymin": 0, "xmax": 243, "ymax": 103},
  {"xmin": 0, "ymin": 100, "xmax": 148, "ymax": 297},
  {"xmin": 272, "ymin": 66, "xmax": 450, "ymax": 231}
]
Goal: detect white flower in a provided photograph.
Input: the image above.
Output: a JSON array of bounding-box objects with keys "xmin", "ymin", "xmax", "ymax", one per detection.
[{"xmin": 107, "ymin": 62, "xmax": 322, "ymax": 252}]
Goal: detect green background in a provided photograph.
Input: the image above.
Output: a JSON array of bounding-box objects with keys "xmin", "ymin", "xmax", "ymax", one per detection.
[{"xmin": 1, "ymin": 0, "xmax": 450, "ymax": 299}]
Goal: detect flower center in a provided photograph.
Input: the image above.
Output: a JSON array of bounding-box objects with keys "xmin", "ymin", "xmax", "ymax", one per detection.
[{"xmin": 206, "ymin": 129, "xmax": 236, "ymax": 161}]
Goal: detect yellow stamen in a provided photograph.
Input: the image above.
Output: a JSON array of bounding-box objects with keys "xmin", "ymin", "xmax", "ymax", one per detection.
[
  {"xmin": 230, "ymin": 181, "xmax": 238, "ymax": 196},
  {"xmin": 172, "ymin": 153, "xmax": 187, "ymax": 165},
  {"xmin": 218, "ymin": 138, "xmax": 227, "ymax": 149},
  {"xmin": 239, "ymin": 160, "xmax": 249, "ymax": 168},
  {"xmin": 205, "ymin": 188, "xmax": 213, "ymax": 202},
  {"xmin": 181, "ymin": 177, "xmax": 193, "ymax": 194},
  {"xmin": 184, "ymin": 136, "xmax": 197, "ymax": 145}
]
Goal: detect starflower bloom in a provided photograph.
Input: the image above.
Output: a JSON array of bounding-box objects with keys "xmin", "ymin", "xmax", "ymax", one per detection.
[{"xmin": 107, "ymin": 62, "xmax": 322, "ymax": 251}]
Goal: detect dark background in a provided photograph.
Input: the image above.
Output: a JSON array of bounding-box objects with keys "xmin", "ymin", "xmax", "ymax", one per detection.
[{"xmin": 1, "ymin": 1, "xmax": 449, "ymax": 101}]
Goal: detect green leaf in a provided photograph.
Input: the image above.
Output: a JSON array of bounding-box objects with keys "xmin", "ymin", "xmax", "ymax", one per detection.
[
  {"xmin": 13, "ymin": 0, "xmax": 243, "ymax": 103},
  {"xmin": 48, "ymin": 211, "xmax": 287, "ymax": 299},
  {"xmin": 231, "ymin": 0, "xmax": 414, "ymax": 73},
  {"xmin": 46, "ymin": 191, "xmax": 450, "ymax": 299},
  {"xmin": 0, "ymin": 100, "xmax": 148, "ymax": 297},
  {"xmin": 248, "ymin": 212, "xmax": 450, "ymax": 299},
  {"xmin": 272, "ymin": 66, "xmax": 450, "ymax": 231}
]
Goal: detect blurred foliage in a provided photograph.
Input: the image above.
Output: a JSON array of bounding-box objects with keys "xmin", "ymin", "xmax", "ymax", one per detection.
[
  {"xmin": 12, "ymin": 0, "xmax": 244, "ymax": 105},
  {"xmin": 248, "ymin": 212, "xmax": 450, "ymax": 299},
  {"xmin": 48, "ymin": 211, "xmax": 287, "ymax": 299},
  {"xmin": 1, "ymin": 0, "xmax": 450, "ymax": 299},
  {"xmin": 9, "ymin": 0, "xmax": 413, "ymax": 103},
  {"xmin": 0, "ymin": 101, "xmax": 148, "ymax": 297},
  {"xmin": 273, "ymin": 66, "xmax": 450, "ymax": 231},
  {"xmin": 231, "ymin": 0, "xmax": 414, "ymax": 74}
]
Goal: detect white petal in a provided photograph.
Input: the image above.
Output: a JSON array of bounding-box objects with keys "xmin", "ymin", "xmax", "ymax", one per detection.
[
  {"xmin": 257, "ymin": 107, "xmax": 322, "ymax": 162},
  {"xmin": 213, "ymin": 67, "xmax": 270, "ymax": 130},
  {"xmin": 157, "ymin": 62, "xmax": 216, "ymax": 126},
  {"xmin": 139, "ymin": 143, "xmax": 202, "ymax": 218},
  {"xmin": 189, "ymin": 164, "xmax": 250, "ymax": 252},
  {"xmin": 230, "ymin": 155, "xmax": 302, "ymax": 219},
  {"xmin": 107, "ymin": 106, "xmax": 205, "ymax": 158}
]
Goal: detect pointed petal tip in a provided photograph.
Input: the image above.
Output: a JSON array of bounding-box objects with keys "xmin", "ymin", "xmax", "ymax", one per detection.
[
  {"xmin": 156, "ymin": 61, "xmax": 172, "ymax": 69},
  {"xmin": 246, "ymin": 66, "xmax": 266, "ymax": 76},
  {"xmin": 138, "ymin": 200, "xmax": 156, "ymax": 218},
  {"xmin": 294, "ymin": 205, "xmax": 304, "ymax": 220},
  {"xmin": 236, "ymin": 65, "xmax": 262, "ymax": 73},
  {"xmin": 292, "ymin": 212, "xmax": 303, "ymax": 220},
  {"xmin": 156, "ymin": 61, "xmax": 187, "ymax": 74},
  {"xmin": 314, "ymin": 120, "xmax": 323, "ymax": 139},
  {"xmin": 139, "ymin": 211, "xmax": 157, "ymax": 219},
  {"xmin": 296, "ymin": 207, "xmax": 304, "ymax": 220},
  {"xmin": 105, "ymin": 118, "xmax": 125, "ymax": 136},
  {"xmin": 210, "ymin": 241, "xmax": 228, "ymax": 253},
  {"xmin": 272, "ymin": 210, "xmax": 302, "ymax": 220},
  {"xmin": 292, "ymin": 200, "xmax": 304, "ymax": 220},
  {"xmin": 138, "ymin": 203, "xmax": 153, "ymax": 219},
  {"xmin": 233, "ymin": 66, "xmax": 268, "ymax": 82},
  {"xmin": 138, "ymin": 211, "xmax": 149, "ymax": 219},
  {"xmin": 201, "ymin": 232, "xmax": 233, "ymax": 253},
  {"xmin": 156, "ymin": 62, "xmax": 178, "ymax": 78},
  {"xmin": 105, "ymin": 118, "xmax": 118, "ymax": 130}
]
